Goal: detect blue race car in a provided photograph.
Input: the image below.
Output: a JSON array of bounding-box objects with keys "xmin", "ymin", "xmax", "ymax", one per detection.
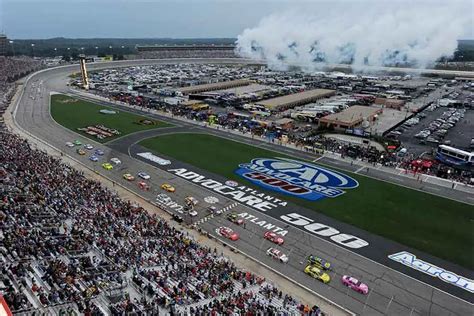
[
  {"xmin": 89, "ymin": 155, "xmax": 99, "ymax": 162},
  {"xmin": 307, "ymin": 255, "xmax": 331, "ymax": 270},
  {"xmin": 95, "ymin": 149, "xmax": 105, "ymax": 156}
]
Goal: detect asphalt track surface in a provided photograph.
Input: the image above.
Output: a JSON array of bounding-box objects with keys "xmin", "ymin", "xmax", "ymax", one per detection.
[{"xmin": 13, "ymin": 59, "xmax": 474, "ymax": 316}]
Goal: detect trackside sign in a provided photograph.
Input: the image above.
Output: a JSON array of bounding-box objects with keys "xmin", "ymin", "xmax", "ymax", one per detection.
[
  {"xmin": 389, "ymin": 252, "xmax": 474, "ymax": 293},
  {"xmin": 235, "ymin": 158, "xmax": 359, "ymax": 201}
]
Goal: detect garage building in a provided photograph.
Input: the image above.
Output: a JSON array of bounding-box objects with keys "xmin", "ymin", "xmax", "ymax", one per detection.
[
  {"xmin": 255, "ymin": 89, "xmax": 335, "ymax": 112},
  {"xmin": 319, "ymin": 105, "xmax": 382, "ymax": 130}
]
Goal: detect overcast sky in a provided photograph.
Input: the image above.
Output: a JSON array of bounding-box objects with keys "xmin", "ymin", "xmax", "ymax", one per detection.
[
  {"xmin": 1, "ymin": 0, "xmax": 472, "ymax": 39},
  {"xmin": 1, "ymin": 0, "xmax": 295, "ymax": 39}
]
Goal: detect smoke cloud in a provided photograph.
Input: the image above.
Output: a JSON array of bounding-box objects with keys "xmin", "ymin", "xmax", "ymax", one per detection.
[{"xmin": 236, "ymin": 1, "xmax": 472, "ymax": 70}]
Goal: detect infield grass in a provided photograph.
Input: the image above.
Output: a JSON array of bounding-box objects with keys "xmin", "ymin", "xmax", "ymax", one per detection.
[
  {"xmin": 139, "ymin": 133, "xmax": 474, "ymax": 269},
  {"xmin": 50, "ymin": 94, "xmax": 172, "ymax": 143}
]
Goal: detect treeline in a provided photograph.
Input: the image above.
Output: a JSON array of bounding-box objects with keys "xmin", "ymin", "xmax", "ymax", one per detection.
[{"xmin": 6, "ymin": 37, "xmax": 237, "ymax": 57}]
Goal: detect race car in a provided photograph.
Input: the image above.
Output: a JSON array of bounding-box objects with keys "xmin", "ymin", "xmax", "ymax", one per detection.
[
  {"xmin": 227, "ymin": 212, "xmax": 244, "ymax": 225},
  {"xmin": 76, "ymin": 148, "xmax": 86, "ymax": 155},
  {"xmin": 161, "ymin": 183, "xmax": 175, "ymax": 192},
  {"xmin": 138, "ymin": 181, "xmax": 150, "ymax": 190},
  {"xmin": 341, "ymin": 275, "xmax": 369, "ymax": 295},
  {"xmin": 207, "ymin": 206, "xmax": 223, "ymax": 215},
  {"xmin": 102, "ymin": 162, "xmax": 113, "ymax": 170},
  {"xmin": 110, "ymin": 157, "xmax": 121, "ymax": 165},
  {"xmin": 123, "ymin": 173, "xmax": 135, "ymax": 181},
  {"xmin": 184, "ymin": 196, "xmax": 198, "ymax": 207},
  {"xmin": 84, "ymin": 144, "xmax": 94, "ymax": 150},
  {"xmin": 95, "ymin": 149, "xmax": 104, "ymax": 156},
  {"xmin": 264, "ymin": 231, "xmax": 284, "ymax": 245},
  {"xmin": 307, "ymin": 255, "xmax": 331, "ymax": 270},
  {"xmin": 266, "ymin": 247, "xmax": 289, "ymax": 263},
  {"xmin": 73, "ymin": 140, "xmax": 82, "ymax": 146},
  {"xmin": 65, "ymin": 142, "xmax": 74, "ymax": 147},
  {"xmin": 216, "ymin": 226, "xmax": 239, "ymax": 241},
  {"xmin": 89, "ymin": 155, "xmax": 99, "ymax": 162},
  {"xmin": 138, "ymin": 172, "xmax": 151, "ymax": 180},
  {"xmin": 304, "ymin": 265, "xmax": 330, "ymax": 284}
]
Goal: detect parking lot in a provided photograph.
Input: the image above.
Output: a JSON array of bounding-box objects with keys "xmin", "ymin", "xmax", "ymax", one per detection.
[{"xmin": 397, "ymin": 105, "xmax": 473, "ymax": 156}]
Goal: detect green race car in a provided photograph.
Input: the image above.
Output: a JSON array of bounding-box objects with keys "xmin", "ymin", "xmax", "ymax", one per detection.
[
  {"xmin": 307, "ymin": 255, "xmax": 331, "ymax": 270},
  {"xmin": 227, "ymin": 212, "xmax": 244, "ymax": 225}
]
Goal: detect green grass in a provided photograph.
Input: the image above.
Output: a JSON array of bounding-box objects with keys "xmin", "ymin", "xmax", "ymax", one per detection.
[
  {"xmin": 50, "ymin": 94, "xmax": 173, "ymax": 143},
  {"xmin": 139, "ymin": 133, "xmax": 474, "ymax": 269}
]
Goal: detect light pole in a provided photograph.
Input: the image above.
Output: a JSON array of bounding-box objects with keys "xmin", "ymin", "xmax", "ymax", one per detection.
[
  {"xmin": 31, "ymin": 43, "xmax": 35, "ymax": 57},
  {"xmin": 9, "ymin": 40, "xmax": 15, "ymax": 56}
]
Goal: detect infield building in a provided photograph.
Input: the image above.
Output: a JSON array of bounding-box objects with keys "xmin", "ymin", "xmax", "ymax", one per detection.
[{"xmin": 255, "ymin": 89, "xmax": 336, "ymax": 112}]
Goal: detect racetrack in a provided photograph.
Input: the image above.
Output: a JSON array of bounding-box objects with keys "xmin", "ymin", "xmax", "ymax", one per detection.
[{"xmin": 11, "ymin": 58, "xmax": 474, "ymax": 316}]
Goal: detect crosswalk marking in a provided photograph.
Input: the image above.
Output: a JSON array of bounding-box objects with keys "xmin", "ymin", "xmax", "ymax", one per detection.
[{"xmin": 194, "ymin": 202, "xmax": 239, "ymax": 225}]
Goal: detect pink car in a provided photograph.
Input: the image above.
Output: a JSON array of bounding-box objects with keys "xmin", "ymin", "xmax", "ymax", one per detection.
[{"xmin": 341, "ymin": 275, "xmax": 369, "ymax": 294}]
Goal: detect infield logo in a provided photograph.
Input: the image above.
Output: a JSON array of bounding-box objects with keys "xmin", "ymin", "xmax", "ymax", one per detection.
[{"xmin": 235, "ymin": 158, "xmax": 358, "ymax": 201}]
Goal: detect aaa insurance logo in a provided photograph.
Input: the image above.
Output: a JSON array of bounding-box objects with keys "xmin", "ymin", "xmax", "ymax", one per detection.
[{"xmin": 235, "ymin": 158, "xmax": 358, "ymax": 201}]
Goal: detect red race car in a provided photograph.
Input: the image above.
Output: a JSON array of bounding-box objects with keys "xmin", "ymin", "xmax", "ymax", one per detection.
[
  {"xmin": 216, "ymin": 226, "xmax": 239, "ymax": 241},
  {"xmin": 264, "ymin": 231, "xmax": 284, "ymax": 245}
]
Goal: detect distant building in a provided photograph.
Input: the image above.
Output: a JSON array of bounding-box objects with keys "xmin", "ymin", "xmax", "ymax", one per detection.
[
  {"xmin": 319, "ymin": 105, "xmax": 382, "ymax": 131},
  {"xmin": 374, "ymin": 98, "xmax": 406, "ymax": 110},
  {"xmin": 136, "ymin": 44, "xmax": 236, "ymax": 52},
  {"xmin": 177, "ymin": 79, "xmax": 252, "ymax": 95},
  {"xmin": 255, "ymin": 89, "xmax": 336, "ymax": 112},
  {"xmin": 0, "ymin": 34, "xmax": 8, "ymax": 56}
]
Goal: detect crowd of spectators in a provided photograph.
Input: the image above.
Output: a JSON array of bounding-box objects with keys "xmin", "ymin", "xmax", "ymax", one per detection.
[{"xmin": 1, "ymin": 131, "xmax": 322, "ymax": 314}]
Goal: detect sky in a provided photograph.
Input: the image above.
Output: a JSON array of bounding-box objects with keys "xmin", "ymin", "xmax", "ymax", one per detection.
[
  {"xmin": 0, "ymin": 0, "xmax": 472, "ymax": 39},
  {"xmin": 1, "ymin": 0, "xmax": 295, "ymax": 39}
]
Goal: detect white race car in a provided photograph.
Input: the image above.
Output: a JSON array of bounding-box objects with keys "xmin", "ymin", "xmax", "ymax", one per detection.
[
  {"xmin": 110, "ymin": 157, "xmax": 121, "ymax": 165},
  {"xmin": 266, "ymin": 247, "xmax": 289, "ymax": 263}
]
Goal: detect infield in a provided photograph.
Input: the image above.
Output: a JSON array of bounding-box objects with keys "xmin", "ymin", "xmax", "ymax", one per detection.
[
  {"xmin": 139, "ymin": 132, "xmax": 474, "ymax": 269},
  {"xmin": 50, "ymin": 94, "xmax": 172, "ymax": 143}
]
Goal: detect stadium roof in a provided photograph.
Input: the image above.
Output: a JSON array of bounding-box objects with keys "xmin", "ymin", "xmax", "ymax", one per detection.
[
  {"xmin": 256, "ymin": 89, "xmax": 335, "ymax": 111},
  {"xmin": 137, "ymin": 44, "xmax": 235, "ymax": 51}
]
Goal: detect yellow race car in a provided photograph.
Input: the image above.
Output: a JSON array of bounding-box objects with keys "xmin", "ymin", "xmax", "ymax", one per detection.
[
  {"xmin": 304, "ymin": 265, "xmax": 331, "ymax": 284},
  {"xmin": 102, "ymin": 163, "xmax": 113, "ymax": 170},
  {"xmin": 76, "ymin": 148, "xmax": 86, "ymax": 155},
  {"xmin": 123, "ymin": 173, "xmax": 135, "ymax": 181},
  {"xmin": 161, "ymin": 183, "xmax": 175, "ymax": 192}
]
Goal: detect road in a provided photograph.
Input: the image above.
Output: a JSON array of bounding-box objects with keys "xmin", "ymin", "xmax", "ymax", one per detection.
[{"xmin": 12, "ymin": 59, "xmax": 474, "ymax": 316}]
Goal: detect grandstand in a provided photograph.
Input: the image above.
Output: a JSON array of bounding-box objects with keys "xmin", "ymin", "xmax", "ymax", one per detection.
[{"xmin": 136, "ymin": 44, "xmax": 238, "ymax": 59}]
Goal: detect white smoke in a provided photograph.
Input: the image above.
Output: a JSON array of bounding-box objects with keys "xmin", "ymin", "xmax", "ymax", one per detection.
[{"xmin": 236, "ymin": 1, "xmax": 472, "ymax": 70}]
